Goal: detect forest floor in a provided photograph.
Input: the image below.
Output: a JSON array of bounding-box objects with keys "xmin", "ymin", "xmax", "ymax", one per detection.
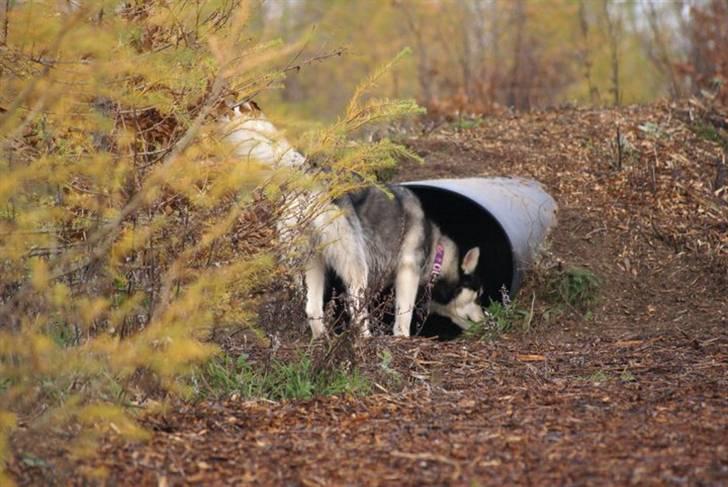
[{"xmin": 10, "ymin": 102, "xmax": 728, "ymax": 485}]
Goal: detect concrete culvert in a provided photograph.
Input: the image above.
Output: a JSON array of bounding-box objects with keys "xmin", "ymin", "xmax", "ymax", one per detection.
[{"xmin": 400, "ymin": 177, "xmax": 558, "ymax": 338}]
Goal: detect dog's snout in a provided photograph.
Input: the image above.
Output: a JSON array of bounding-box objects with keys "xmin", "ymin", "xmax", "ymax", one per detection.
[
  {"xmin": 464, "ymin": 302, "xmax": 485, "ymax": 323},
  {"xmin": 472, "ymin": 307, "xmax": 486, "ymax": 323}
]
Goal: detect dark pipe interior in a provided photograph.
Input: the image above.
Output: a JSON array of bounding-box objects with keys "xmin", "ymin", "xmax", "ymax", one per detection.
[
  {"xmin": 408, "ymin": 186, "xmax": 514, "ymax": 339},
  {"xmin": 325, "ymin": 187, "xmax": 515, "ymax": 339}
]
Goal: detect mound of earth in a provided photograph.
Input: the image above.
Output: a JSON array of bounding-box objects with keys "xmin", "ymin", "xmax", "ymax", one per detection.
[{"xmin": 10, "ymin": 102, "xmax": 727, "ymax": 485}]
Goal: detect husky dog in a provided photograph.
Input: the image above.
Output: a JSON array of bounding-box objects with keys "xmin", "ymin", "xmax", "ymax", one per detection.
[
  {"xmin": 305, "ymin": 186, "xmax": 485, "ymax": 337},
  {"xmin": 224, "ymin": 101, "xmax": 485, "ymax": 337},
  {"xmin": 222, "ymin": 100, "xmax": 306, "ymax": 170}
]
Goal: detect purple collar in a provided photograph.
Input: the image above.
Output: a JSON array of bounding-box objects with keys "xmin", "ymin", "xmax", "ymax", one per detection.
[{"xmin": 430, "ymin": 244, "xmax": 445, "ymax": 284}]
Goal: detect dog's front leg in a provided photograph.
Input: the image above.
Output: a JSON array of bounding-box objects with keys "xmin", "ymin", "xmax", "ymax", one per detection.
[
  {"xmin": 335, "ymin": 252, "xmax": 370, "ymax": 337},
  {"xmin": 348, "ymin": 284, "xmax": 370, "ymax": 337},
  {"xmin": 393, "ymin": 265, "xmax": 421, "ymax": 337},
  {"xmin": 305, "ymin": 256, "xmax": 327, "ymax": 339}
]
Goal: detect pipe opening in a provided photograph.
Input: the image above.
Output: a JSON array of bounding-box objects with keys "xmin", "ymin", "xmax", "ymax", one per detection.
[{"xmin": 406, "ymin": 186, "xmax": 515, "ymax": 339}]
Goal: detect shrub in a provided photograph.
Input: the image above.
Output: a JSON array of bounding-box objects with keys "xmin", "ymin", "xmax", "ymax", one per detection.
[{"xmin": 0, "ymin": 1, "xmax": 419, "ymax": 480}]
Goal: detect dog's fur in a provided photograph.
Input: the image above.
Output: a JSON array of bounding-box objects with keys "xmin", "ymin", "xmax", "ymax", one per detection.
[
  {"xmin": 223, "ymin": 100, "xmax": 306, "ymax": 169},
  {"xmin": 224, "ymin": 102, "xmax": 485, "ymax": 337}
]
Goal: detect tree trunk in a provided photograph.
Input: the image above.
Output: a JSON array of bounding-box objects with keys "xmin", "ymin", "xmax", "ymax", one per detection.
[
  {"xmin": 396, "ymin": 1, "xmax": 435, "ymax": 106},
  {"xmin": 602, "ymin": 0, "xmax": 621, "ymax": 106},
  {"xmin": 646, "ymin": 1, "xmax": 682, "ymax": 99},
  {"xmin": 507, "ymin": 0, "xmax": 526, "ymax": 109},
  {"xmin": 578, "ymin": 0, "xmax": 599, "ymax": 104}
]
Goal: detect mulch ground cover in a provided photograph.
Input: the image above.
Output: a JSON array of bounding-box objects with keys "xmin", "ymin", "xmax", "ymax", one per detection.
[
  {"xmin": 10, "ymin": 102, "xmax": 728, "ymax": 485},
  {"xmin": 71, "ymin": 332, "xmax": 727, "ymax": 486}
]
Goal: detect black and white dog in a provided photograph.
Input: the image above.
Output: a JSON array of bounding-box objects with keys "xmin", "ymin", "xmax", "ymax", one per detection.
[{"xmin": 224, "ymin": 102, "xmax": 485, "ymax": 337}]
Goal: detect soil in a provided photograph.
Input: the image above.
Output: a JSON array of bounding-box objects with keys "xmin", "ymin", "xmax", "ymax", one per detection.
[{"xmin": 9, "ymin": 103, "xmax": 728, "ymax": 486}]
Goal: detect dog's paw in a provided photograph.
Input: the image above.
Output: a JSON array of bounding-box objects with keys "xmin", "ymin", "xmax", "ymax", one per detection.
[
  {"xmin": 309, "ymin": 319, "xmax": 326, "ymax": 339},
  {"xmin": 392, "ymin": 327, "xmax": 410, "ymax": 338},
  {"xmin": 311, "ymin": 330, "xmax": 329, "ymax": 341}
]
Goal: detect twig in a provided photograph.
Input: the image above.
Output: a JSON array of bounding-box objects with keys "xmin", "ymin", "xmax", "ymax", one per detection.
[
  {"xmin": 615, "ymin": 125, "xmax": 623, "ymax": 170},
  {"xmin": 583, "ymin": 226, "xmax": 607, "ymax": 240},
  {"xmin": 282, "ymin": 47, "xmax": 347, "ymax": 74},
  {"xmin": 232, "ymin": 47, "xmax": 347, "ymax": 109},
  {"xmin": 650, "ymin": 147, "xmax": 658, "ymax": 193},
  {"xmin": 524, "ymin": 292, "xmax": 536, "ymax": 331},
  {"xmin": 714, "ymin": 152, "xmax": 726, "ymax": 192}
]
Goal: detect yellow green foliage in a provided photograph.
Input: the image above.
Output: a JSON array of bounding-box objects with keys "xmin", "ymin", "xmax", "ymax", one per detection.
[
  {"xmin": 0, "ymin": 0, "xmax": 420, "ymax": 479},
  {"xmin": 257, "ymin": 0, "xmax": 700, "ymax": 117}
]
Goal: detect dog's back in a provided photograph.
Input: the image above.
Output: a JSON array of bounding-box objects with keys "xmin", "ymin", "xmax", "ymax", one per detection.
[{"xmin": 332, "ymin": 186, "xmax": 436, "ymax": 289}]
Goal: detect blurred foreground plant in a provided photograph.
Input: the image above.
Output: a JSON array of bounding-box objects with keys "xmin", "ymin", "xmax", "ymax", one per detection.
[{"xmin": 0, "ymin": 1, "xmax": 420, "ymax": 481}]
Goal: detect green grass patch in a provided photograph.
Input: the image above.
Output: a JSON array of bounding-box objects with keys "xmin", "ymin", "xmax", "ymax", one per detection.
[
  {"xmin": 464, "ymin": 299, "xmax": 533, "ymax": 340},
  {"xmin": 585, "ymin": 370, "xmax": 609, "ymax": 383},
  {"xmin": 545, "ymin": 266, "xmax": 600, "ymax": 313},
  {"xmin": 691, "ymin": 121, "xmax": 727, "ymax": 148},
  {"xmin": 191, "ymin": 354, "xmax": 371, "ymax": 401},
  {"xmin": 451, "ymin": 115, "xmax": 484, "ymax": 130},
  {"xmin": 0, "ymin": 378, "xmax": 10, "ymax": 395},
  {"xmin": 619, "ymin": 370, "xmax": 637, "ymax": 383},
  {"xmin": 376, "ymin": 348, "xmax": 403, "ymax": 389},
  {"xmin": 46, "ymin": 322, "xmax": 78, "ymax": 348}
]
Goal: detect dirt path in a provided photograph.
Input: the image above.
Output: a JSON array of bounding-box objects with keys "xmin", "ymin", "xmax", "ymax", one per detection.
[{"xmin": 12, "ymin": 104, "xmax": 728, "ymax": 485}]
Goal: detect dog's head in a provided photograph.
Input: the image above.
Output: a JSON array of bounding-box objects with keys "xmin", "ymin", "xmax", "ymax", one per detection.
[
  {"xmin": 220, "ymin": 99, "xmax": 306, "ymax": 168},
  {"xmin": 430, "ymin": 246, "xmax": 485, "ymax": 329}
]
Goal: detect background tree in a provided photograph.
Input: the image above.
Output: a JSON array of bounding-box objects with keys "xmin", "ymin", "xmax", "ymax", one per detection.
[{"xmin": 683, "ymin": 0, "xmax": 728, "ymax": 103}]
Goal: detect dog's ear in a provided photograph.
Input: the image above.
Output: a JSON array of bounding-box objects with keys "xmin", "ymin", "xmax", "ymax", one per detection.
[
  {"xmin": 212, "ymin": 94, "xmax": 236, "ymax": 118},
  {"xmin": 241, "ymin": 100, "xmax": 262, "ymax": 113},
  {"xmin": 461, "ymin": 247, "xmax": 480, "ymax": 274},
  {"xmin": 223, "ymin": 94, "xmax": 237, "ymax": 109}
]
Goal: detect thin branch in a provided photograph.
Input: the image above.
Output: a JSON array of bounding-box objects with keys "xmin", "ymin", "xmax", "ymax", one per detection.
[
  {"xmin": 0, "ymin": 8, "xmax": 85, "ymax": 131},
  {"xmin": 232, "ymin": 47, "xmax": 347, "ymax": 109}
]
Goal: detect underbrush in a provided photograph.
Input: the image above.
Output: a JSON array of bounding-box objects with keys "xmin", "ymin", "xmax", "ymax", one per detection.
[{"xmin": 191, "ymin": 354, "xmax": 371, "ymax": 401}]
